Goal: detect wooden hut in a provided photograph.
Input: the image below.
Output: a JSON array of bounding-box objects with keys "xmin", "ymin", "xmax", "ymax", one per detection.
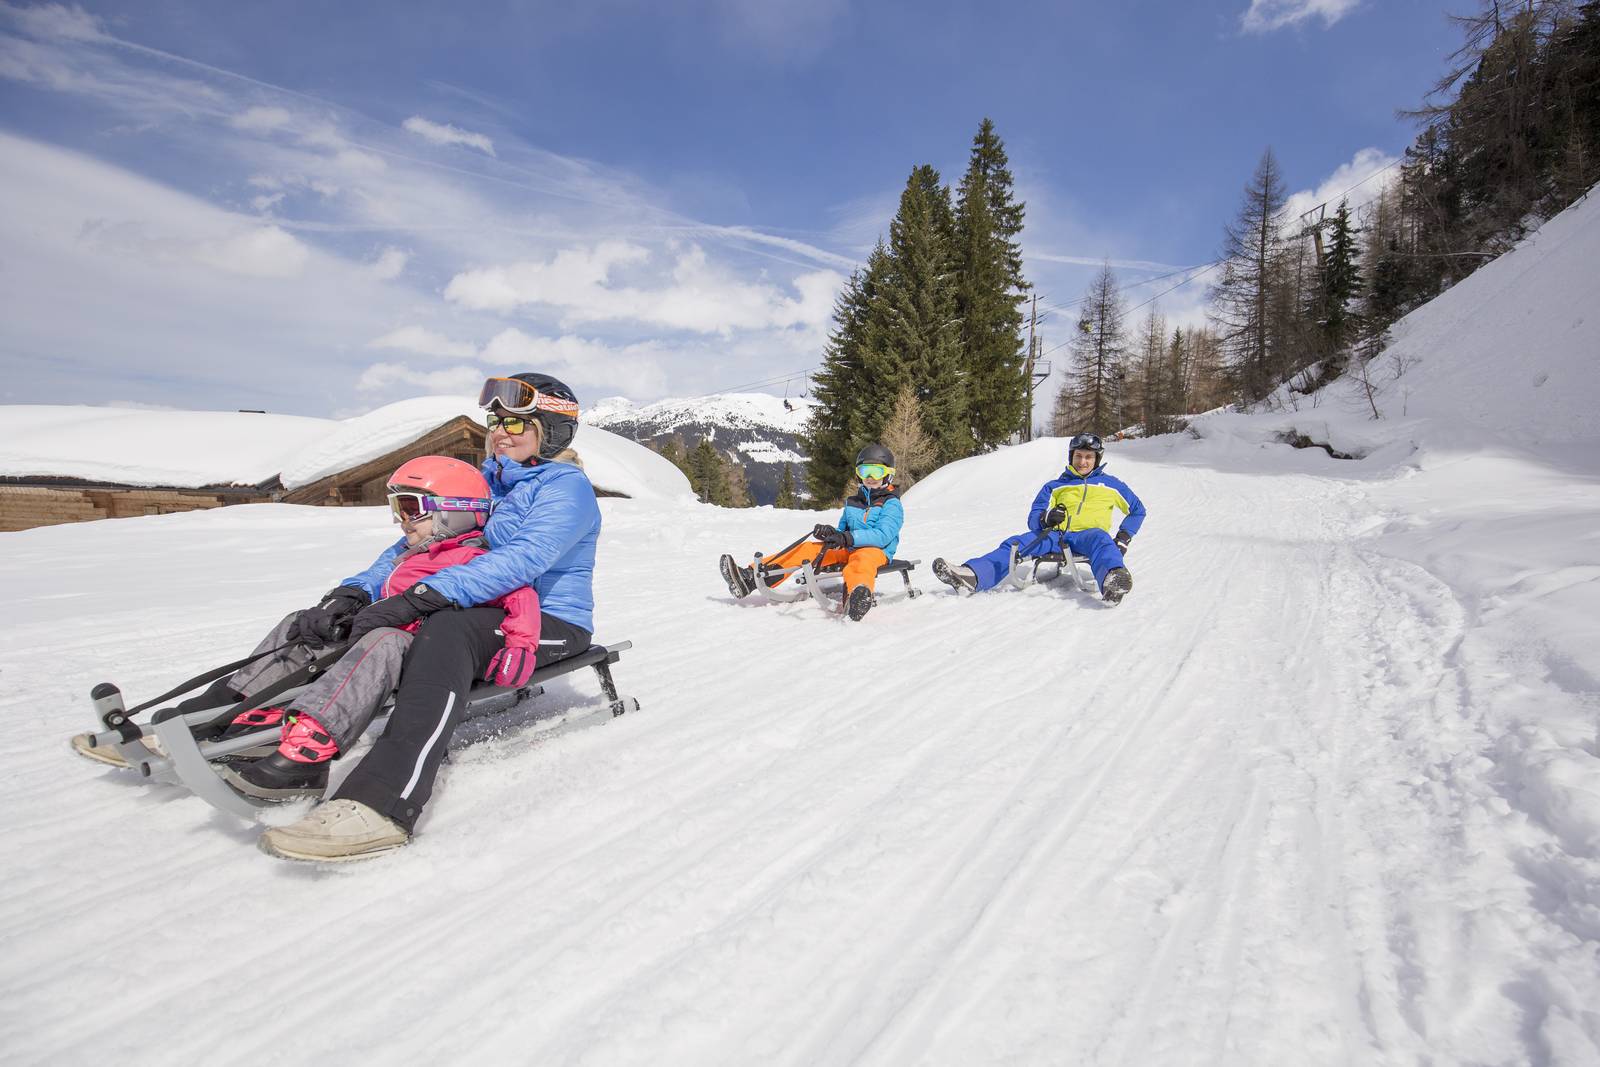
[{"xmin": 279, "ymin": 416, "xmax": 487, "ymax": 507}]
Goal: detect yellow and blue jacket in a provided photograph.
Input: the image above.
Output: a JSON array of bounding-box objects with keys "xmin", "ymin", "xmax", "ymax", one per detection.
[{"xmin": 1027, "ymin": 462, "xmax": 1146, "ymax": 541}]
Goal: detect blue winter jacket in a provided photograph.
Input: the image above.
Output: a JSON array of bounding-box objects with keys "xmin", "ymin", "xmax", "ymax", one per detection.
[
  {"xmin": 838, "ymin": 484, "xmax": 904, "ymax": 558},
  {"xmin": 1026, "ymin": 462, "xmax": 1146, "ymax": 545},
  {"xmin": 343, "ymin": 456, "xmax": 601, "ymax": 633}
]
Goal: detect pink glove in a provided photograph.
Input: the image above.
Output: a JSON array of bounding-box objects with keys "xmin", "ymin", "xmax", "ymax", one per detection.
[{"xmin": 485, "ymin": 645, "xmax": 538, "ymax": 687}]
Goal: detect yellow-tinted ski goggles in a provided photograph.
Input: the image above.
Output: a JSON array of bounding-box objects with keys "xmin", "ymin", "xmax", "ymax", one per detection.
[{"xmin": 856, "ymin": 463, "xmax": 893, "ymax": 481}]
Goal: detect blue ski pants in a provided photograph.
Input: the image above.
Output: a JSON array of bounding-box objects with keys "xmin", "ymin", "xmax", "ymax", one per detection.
[{"xmin": 965, "ymin": 528, "xmax": 1124, "ymax": 592}]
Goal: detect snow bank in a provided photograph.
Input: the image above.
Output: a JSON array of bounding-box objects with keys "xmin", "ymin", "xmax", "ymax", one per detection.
[
  {"xmin": 1332, "ymin": 187, "xmax": 1600, "ymax": 444},
  {"xmin": 0, "ymin": 405, "xmax": 335, "ymax": 487}
]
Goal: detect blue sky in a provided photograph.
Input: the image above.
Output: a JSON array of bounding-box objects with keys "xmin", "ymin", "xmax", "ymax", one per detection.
[{"xmin": 0, "ymin": 0, "xmax": 1461, "ymax": 419}]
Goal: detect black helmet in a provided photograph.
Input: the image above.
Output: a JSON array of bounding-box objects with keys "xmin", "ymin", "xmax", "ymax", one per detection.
[
  {"xmin": 480, "ymin": 372, "xmax": 580, "ymax": 460},
  {"xmin": 855, "ymin": 443, "xmax": 895, "ymax": 468},
  {"xmin": 1067, "ymin": 432, "xmax": 1104, "ymax": 468}
]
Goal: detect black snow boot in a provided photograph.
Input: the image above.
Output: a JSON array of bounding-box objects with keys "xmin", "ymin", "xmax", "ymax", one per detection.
[
  {"xmin": 719, "ymin": 554, "xmax": 756, "ymax": 598},
  {"xmin": 1101, "ymin": 567, "xmax": 1133, "ymax": 605},
  {"xmin": 932, "ymin": 557, "xmax": 978, "ymax": 594},
  {"xmin": 846, "ymin": 585, "xmax": 875, "ymax": 621},
  {"xmin": 219, "ymin": 753, "xmax": 330, "ymax": 801}
]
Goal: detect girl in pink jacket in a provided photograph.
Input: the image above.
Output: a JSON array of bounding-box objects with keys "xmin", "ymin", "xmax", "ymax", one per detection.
[{"xmin": 216, "ymin": 456, "xmax": 541, "ymax": 801}]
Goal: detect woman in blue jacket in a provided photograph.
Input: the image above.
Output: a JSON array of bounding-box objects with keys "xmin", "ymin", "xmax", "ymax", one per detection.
[
  {"xmin": 263, "ymin": 372, "xmax": 601, "ymax": 862},
  {"xmin": 720, "ymin": 443, "xmax": 905, "ymax": 621}
]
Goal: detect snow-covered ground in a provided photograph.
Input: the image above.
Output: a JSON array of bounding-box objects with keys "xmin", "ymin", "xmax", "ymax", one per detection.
[{"xmin": 2, "ymin": 196, "xmax": 1598, "ymax": 1064}]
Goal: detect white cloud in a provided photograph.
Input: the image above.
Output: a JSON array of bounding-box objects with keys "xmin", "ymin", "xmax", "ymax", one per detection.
[
  {"xmin": 355, "ymin": 361, "xmax": 487, "ymax": 395},
  {"xmin": 402, "ymin": 115, "xmax": 496, "ymax": 157},
  {"xmin": 196, "ymin": 225, "xmax": 310, "ymax": 277},
  {"xmin": 478, "ymin": 329, "xmax": 670, "ymax": 397},
  {"xmin": 1241, "ymin": 0, "xmax": 1361, "ymax": 33},
  {"xmin": 231, "ymin": 105, "xmax": 291, "ymax": 132},
  {"xmin": 5, "ymin": 2, "xmax": 107, "ymax": 42},
  {"xmin": 367, "ymin": 325, "xmax": 475, "ymax": 359},
  {"xmin": 444, "ymin": 241, "xmax": 843, "ymax": 336},
  {"xmin": 369, "ymin": 246, "xmax": 409, "ymax": 280},
  {"xmin": 0, "ymin": 14, "xmax": 860, "ymax": 410},
  {"xmin": 1281, "ymin": 147, "xmax": 1398, "ymax": 229}
]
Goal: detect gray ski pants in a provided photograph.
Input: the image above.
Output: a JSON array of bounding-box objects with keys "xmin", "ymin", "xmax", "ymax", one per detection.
[{"xmin": 228, "ymin": 610, "xmax": 411, "ymax": 752}]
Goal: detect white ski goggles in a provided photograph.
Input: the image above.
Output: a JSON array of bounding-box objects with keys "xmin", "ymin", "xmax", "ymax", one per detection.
[{"xmin": 386, "ymin": 493, "xmax": 490, "ymax": 525}]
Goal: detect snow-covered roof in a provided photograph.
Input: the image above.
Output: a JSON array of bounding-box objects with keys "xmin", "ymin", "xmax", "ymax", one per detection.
[
  {"xmin": 2, "ymin": 397, "xmax": 694, "ymax": 502},
  {"xmin": 0, "ymin": 405, "xmax": 335, "ymax": 488},
  {"xmin": 278, "ymin": 396, "xmax": 483, "ymax": 489}
]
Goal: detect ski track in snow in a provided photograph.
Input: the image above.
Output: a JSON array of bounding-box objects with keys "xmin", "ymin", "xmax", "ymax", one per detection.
[{"xmin": 1, "ymin": 446, "xmax": 1597, "ymax": 1066}]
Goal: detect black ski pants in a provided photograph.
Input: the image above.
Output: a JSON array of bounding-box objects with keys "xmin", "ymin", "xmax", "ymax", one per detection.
[{"xmin": 332, "ymin": 607, "xmax": 590, "ymax": 832}]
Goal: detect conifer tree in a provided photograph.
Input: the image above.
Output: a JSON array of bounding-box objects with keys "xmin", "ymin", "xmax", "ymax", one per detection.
[
  {"xmin": 1210, "ymin": 148, "xmax": 1290, "ymax": 402},
  {"xmin": 1130, "ymin": 306, "xmax": 1174, "ymax": 436},
  {"xmin": 1060, "ymin": 263, "xmax": 1127, "ymax": 437},
  {"xmin": 721, "ymin": 453, "xmax": 753, "ymax": 508},
  {"xmin": 774, "ymin": 464, "xmax": 799, "ymax": 509},
  {"xmin": 688, "ymin": 438, "xmax": 727, "ymax": 505},
  {"xmin": 801, "ymin": 246, "xmax": 888, "ymax": 504},
  {"xmin": 865, "ymin": 165, "xmax": 967, "ymax": 462},
  {"xmin": 1312, "ymin": 199, "xmax": 1363, "ymax": 357},
  {"xmin": 877, "ymin": 384, "xmax": 938, "ymax": 488},
  {"xmin": 954, "ymin": 119, "xmax": 1029, "ymax": 450}
]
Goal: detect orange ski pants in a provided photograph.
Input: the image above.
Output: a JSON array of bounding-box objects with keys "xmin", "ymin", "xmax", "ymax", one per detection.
[{"xmin": 757, "ymin": 541, "xmax": 889, "ymax": 592}]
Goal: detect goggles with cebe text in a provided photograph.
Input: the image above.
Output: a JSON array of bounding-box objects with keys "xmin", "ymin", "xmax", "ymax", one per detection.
[
  {"xmin": 856, "ymin": 463, "xmax": 894, "ymax": 481},
  {"xmin": 387, "ymin": 492, "xmax": 490, "ymax": 524}
]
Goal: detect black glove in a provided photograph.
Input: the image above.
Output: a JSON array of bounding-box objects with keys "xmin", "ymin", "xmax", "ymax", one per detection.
[
  {"xmin": 813, "ymin": 524, "xmax": 850, "ymax": 550},
  {"xmin": 346, "ymin": 583, "xmax": 454, "ymax": 642},
  {"xmin": 288, "ymin": 585, "xmax": 370, "ymax": 645},
  {"xmin": 1115, "ymin": 530, "xmax": 1132, "ymax": 554},
  {"xmin": 1042, "ymin": 505, "xmax": 1067, "ymax": 529}
]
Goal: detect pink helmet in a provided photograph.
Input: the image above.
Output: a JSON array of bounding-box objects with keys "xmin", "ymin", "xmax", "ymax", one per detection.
[{"xmin": 386, "ymin": 456, "xmax": 490, "ymax": 537}]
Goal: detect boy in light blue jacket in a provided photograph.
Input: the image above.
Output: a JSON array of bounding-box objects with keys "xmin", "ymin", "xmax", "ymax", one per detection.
[{"xmin": 720, "ymin": 444, "xmax": 904, "ymax": 621}]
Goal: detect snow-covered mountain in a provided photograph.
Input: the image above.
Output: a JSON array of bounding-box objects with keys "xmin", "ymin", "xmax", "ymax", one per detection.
[
  {"xmin": 5, "ymin": 191, "xmax": 1600, "ymax": 1064},
  {"xmin": 584, "ymin": 392, "xmax": 815, "ymax": 503}
]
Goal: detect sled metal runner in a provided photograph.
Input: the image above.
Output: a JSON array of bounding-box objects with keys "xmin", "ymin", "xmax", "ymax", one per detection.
[
  {"xmin": 748, "ymin": 554, "xmax": 921, "ymax": 615},
  {"xmin": 998, "ymin": 545, "xmax": 1096, "ymax": 594},
  {"xmin": 76, "ymin": 641, "xmax": 638, "ymax": 820}
]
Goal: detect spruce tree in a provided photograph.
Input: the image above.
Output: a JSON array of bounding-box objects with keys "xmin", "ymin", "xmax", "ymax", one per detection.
[
  {"xmin": 801, "ymin": 248, "xmax": 886, "ymax": 504},
  {"xmin": 688, "ymin": 438, "xmax": 727, "ymax": 505},
  {"xmin": 954, "ymin": 119, "xmax": 1029, "ymax": 450},
  {"xmin": 866, "ymin": 165, "xmax": 967, "ymax": 462},
  {"xmin": 774, "ymin": 464, "xmax": 798, "ymax": 509},
  {"xmin": 1314, "ymin": 199, "xmax": 1363, "ymax": 356}
]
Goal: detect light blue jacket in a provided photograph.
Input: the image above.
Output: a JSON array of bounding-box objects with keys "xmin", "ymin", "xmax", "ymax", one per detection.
[
  {"xmin": 344, "ymin": 456, "xmax": 600, "ymax": 633},
  {"xmin": 839, "ymin": 484, "xmax": 904, "ymax": 558}
]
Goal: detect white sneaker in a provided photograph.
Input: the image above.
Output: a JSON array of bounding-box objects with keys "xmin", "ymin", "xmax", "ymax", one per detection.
[
  {"xmin": 932, "ymin": 557, "xmax": 979, "ymax": 593},
  {"xmin": 259, "ymin": 799, "xmax": 410, "ymax": 862}
]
